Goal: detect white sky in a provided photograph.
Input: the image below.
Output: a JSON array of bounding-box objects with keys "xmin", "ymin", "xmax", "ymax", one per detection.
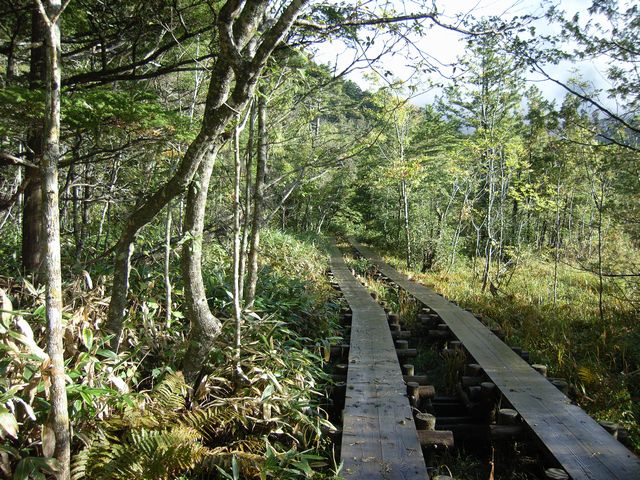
[{"xmin": 310, "ymin": 0, "xmax": 613, "ymax": 107}]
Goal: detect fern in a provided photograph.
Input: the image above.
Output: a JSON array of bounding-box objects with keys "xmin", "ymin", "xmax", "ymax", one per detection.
[{"xmin": 72, "ymin": 318, "xmax": 337, "ymax": 479}]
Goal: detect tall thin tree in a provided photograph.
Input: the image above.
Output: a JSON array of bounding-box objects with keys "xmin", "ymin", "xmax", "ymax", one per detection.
[{"xmin": 35, "ymin": 0, "xmax": 70, "ymax": 477}]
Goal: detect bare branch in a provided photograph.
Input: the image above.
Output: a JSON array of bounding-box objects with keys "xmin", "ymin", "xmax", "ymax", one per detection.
[{"xmin": 0, "ymin": 151, "xmax": 38, "ymax": 169}]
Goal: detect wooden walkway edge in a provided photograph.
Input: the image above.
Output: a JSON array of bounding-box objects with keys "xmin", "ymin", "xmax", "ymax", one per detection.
[
  {"xmin": 329, "ymin": 243, "xmax": 428, "ymax": 480},
  {"xmin": 350, "ymin": 239, "xmax": 640, "ymax": 480}
]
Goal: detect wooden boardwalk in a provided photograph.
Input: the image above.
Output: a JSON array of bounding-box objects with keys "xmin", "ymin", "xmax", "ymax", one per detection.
[
  {"xmin": 351, "ymin": 240, "xmax": 640, "ymax": 480},
  {"xmin": 328, "ymin": 243, "xmax": 428, "ymax": 480}
]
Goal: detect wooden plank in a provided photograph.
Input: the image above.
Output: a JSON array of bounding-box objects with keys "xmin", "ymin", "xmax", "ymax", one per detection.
[
  {"xmin": 351, "ymin": 240, "xmax": 640, "ymax": 480},
  {"xmin": 329, "ymin": 243, "xmax": 427, "ymax": 480}
]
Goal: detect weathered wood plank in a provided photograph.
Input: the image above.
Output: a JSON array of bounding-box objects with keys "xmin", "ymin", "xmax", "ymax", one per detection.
[
  {"xmin": 329, "ymin": 243, "xmax": 427, "ymax": 480},
  {"xmin": 351, "ymin": 240, "xmax": 640, "ymax": 480}
]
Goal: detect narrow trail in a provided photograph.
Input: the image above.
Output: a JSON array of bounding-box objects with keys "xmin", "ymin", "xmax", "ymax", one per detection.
[
  {"xmin": 328, "ymin": 242, "xmax": 428, "ymax": 479},
  {"xmin": 335, "ymin": 238, "xmax": 640, "ymax": 480}
]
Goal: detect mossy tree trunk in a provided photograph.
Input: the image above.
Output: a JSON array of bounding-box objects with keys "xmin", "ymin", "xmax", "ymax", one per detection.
[
  {"xmin": 37, "ymin": 0, "xmax": 70, "ymax": 477},
  {"xmin": 245, "ymin": 91, "xmax": 268, "ymax": 309},
  {"xmin": 22, "ymin": 4, "xmax": 46, "ymax": 276},
  {"xmin": 181, "ymin": 147, "xmax": 221, "ymax": 383}
]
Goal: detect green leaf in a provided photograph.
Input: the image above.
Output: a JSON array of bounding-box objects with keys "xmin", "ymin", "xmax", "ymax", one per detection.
[
  {"xmin": 260, "ymin": 384, "xmax": 274, "ymax": 402},
  {"xmin": 13, "ymin": 457, "xmax": 60, "ymax": 480},
  {"xmin": 0, "ymin": 407, "xmax": 18, "ymax": 439},
  {"xmin": 96, "ymin": 349, "xmax": 117, "ymax": 359},
  {"xmin": 232, "ymin": 455, "xmax": 239, "ymax": 480},
  {"xmin": 82, "ymin": 327, "xmax": 93, "ymax": 351}
]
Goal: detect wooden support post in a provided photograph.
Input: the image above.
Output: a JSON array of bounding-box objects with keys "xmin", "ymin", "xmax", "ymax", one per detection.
[
  {"xmin": 490, "ymin": 327, "xmax": 505, "ymax": 341},
  {"xmin": 407, "ymin": 381, "xmax": 419, "ymax": 408},
  {"xmin": 467, "ymin": 385, "xmax": 482, "ymax": 402},
  {"xmin": 480, "ymin": 382, "xmax": 497, "ymax": 401},
  {"xmin": 402, "ymin": 364, "xmax": 415, "ymax": 376},
  {"xmin": 391, "ymin": 330, "xmax": 411, "ymax": 339},
  {"xmin": 461, "ymin": 376, "xmax": 483, "ymax": 388},
  {"xmin": 406, "ymin": 381, "xmax": 420, "ymax": 398},
  {"xmin": 465, "ymin": 363, "xmax": 484, "ymax": 376},
  {"xmin": 532, "ymin": 364, "xmax": 548, "ymax": 377},
  {"xmin": 396, "ymin": 348, "xmax": 418, "ymax": 358},
  {"xmin": 388, "ymin": 313, "xmax": 400, "ymax": 326},
  {"xmin": 414, "ymin": 412, "xmax": 436, "ymax": 430},
  {"xmin": 331, "ymin": 382, "xmax": 346, "ymax": 409},
  {"xmin": 490, "ymin": 424, "xmax": 525, "ymax": 440},
  {"xmin": 599, "ymin": 421, "xmax": 620, "ymax": 439},
  {"xmin": 550, "ymin": 378, "xmax": 569, "ymax": 395},
  {"xmin": 417, "ymin": 430, "xmax": 454, "ymax": 448},
  {"xmin": 335, "ymin": 364, "xmax": 348, "ymax": 376},
  {"xmin": 330, "ymin": 344, "xmax": 350, "ymax": 362},
  {"xmin": 428, "ymin": 329, "xmax": 452, "ymax": 340},
  {"xmin": 498, "ymin": 408, "xmax": 520, "ymax": 425},
  {"xmin": 418, "ymin": 385, "xmax": 436, "ymax": 400},
  {"xmin": 403, "ymin": 374, "xmax": 430, "ymax": 385}
]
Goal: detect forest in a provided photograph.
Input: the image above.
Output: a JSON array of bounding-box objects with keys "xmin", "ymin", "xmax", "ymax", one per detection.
[{"xmin": 0, "ymin": 0, "xmax": 638, "ymax": 479}]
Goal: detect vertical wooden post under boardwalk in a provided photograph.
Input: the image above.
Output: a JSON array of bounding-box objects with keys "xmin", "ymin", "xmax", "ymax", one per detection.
[
  {"xmin": 329, "ymin": 243, "xmax": 428, "ymax": 479},
  {"xmin": 350, "ymin": 239, "xmax": 640, "ymax": 480}
]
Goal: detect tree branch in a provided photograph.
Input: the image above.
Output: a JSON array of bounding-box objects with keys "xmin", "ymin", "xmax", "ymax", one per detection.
[
  {"xmin": 530, "ymin": 60, "xmax": 640, "ymax": 136},
  {"xmin": 0, "ymin": 151, "xmax": 38, "ymax": 169}
]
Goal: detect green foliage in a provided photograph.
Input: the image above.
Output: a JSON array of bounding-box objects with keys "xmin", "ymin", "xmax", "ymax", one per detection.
[
  {"xmin": 0, "ymin": 87, "xmax": 44, "ymax": 137},
  {"xmin": 64, "ymin": 88, "xmax": 185, "ymax": 135},
  {"xmin": 72, "ymin": 318, "xmax": 338, "ymax": 479},
  {"xmin": 1, "ymin": 227, "xmax": 341, "ymax": 479},
  {"xmin": 407, "ymin": 252, "xmax": 640, "ymax": 450}
]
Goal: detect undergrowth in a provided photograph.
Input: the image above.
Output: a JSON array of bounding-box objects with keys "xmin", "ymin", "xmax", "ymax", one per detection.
[
  {"xmin": 381, "ymin": 249, "xmax": 640, "ymax": 452},
  {"xmin": 0, "ymin": 229, "xmax": 343, "ymax": 479}
]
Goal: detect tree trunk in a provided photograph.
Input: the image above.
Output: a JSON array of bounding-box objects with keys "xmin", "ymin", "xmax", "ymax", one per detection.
[
  {"xmin": 482, "ymin": 154, "xmax": 496, "ymax": 292},
  {"xmin": 552, "ymin": 176, "xmax": 562, "ymax": 306},
  {"xmin": 71, "ymin": 158, "xmax": 80, "ymax": 254},
  {"xmin": 245, "ymin": 91, "xmax": 268, "ymax": 309},
  {"xmin": 232, "ymin": 122, "xmax": 247, "ymax": 383},
  {"xmin": 239, "ymin": 104, "xmax": 256, "ymax": 303},
  {"xmin": 104, "ymin": 0, "xmax": 309, "ymax": 345},
  {"xmin": 164, "ymin": 205, "xmax": 172, "ymax": 327},
  {"xmin": 22, "ymin": 5, "xmax": 46, "ymax": 275},
  {"xmin": 95, "ymin": 157, "xmax": 119, "ymax": 250},
  {"xmin": 77, "ymin": 155, "xmax": 91, "ymax": 259},
  {"xmin": 401, "ymin": 178, "xmax": 411, "ymax": 268},
  {"xmin": 594, "ymin": 180, "xmax": 606, "ymax": 326},
  {"xmin": 38, "ymin": 1, "xmax": 70, "ymax": 477},
  {"xmin": 104, "ymin": 80, "xmax": 228, "ymax": 345},
  {"xmin": 180, "ymin": 148, "xmax": 221, "ymax": 383}
]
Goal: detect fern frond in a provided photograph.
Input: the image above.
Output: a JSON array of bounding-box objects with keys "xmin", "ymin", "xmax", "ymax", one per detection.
[{"xmin": 150, "ymin": 372, "xmax": 187, "ymax": 411}]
